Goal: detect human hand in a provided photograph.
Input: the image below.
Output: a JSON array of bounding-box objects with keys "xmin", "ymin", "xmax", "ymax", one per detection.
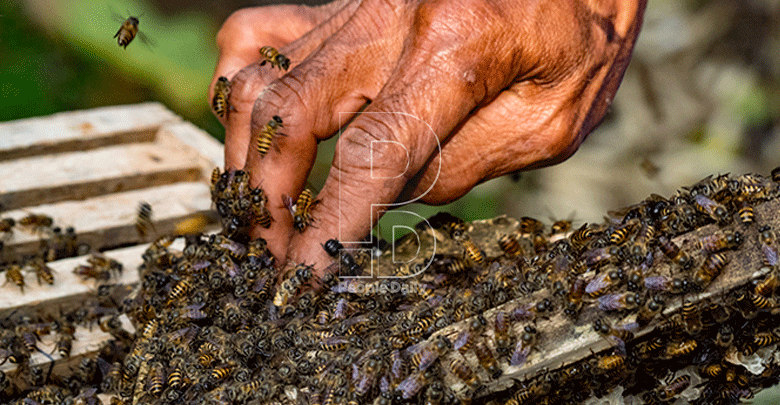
[{"xmin": 210, "ymin": 0, "xmax": 648, "ymax": 276}]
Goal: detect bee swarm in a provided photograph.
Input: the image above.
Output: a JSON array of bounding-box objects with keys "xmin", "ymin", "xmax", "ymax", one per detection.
[{"xmin": 3, "ymin": 168, "xmax": 780, "ymax": 405}]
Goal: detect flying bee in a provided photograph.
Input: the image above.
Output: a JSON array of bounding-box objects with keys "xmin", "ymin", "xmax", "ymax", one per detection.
[
  {"xmin": 449, "ymin": 358, "xmax": 480, "ymax": 390},
  {"xmin": 699, "ymin": 230, "xmax": 742, "ymax": 253},
  {"xmin": 586, "ymin": 268, "xmax": 624, "ymax": 298},
  {"xmin": 256, "ymin": 115, "xmax": 286, "ymax": 157},
  {"xmin": 692, "ymin": 194, "xmax": 729, "ymax": 224},
  {"xmin": 4, "ymin": 264, "xmax": 25, "ymax": 292},
  {"xmin": 692, "ymin": 252, "xmax": 729, "ymax": 289},
  {"xmin": 657, "ymin": 235, "xmax": 693, "ymax": 269},
  {"xmin": 19, "ymin": 213, "xmax": 53, "ymax": 235},
  {"xmin": 259, "ymin": 46, "xmax": 290, "ymax": 70},
  {"xmin": 212, "ymin": 76, "xmax": 232, "ymax": 118},
  {"xmin": 113, "ymin": 14, "xmax": 151, "ymax": 49},
  {"xmin": 284, "ymin": 188, "xmax": 318, "ymax": 232},
  {"xmin": 510, "ymin": 325, "xmax": 538, "ymax": 367},
  {"xmin": 136, "ymin": 202, "xmax": 155, "ymax": 238}
]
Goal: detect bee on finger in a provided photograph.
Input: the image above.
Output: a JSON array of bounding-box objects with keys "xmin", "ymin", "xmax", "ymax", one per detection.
[
  {"xmin": 259, "ymin": 46, "xmax": 290, "ymax": 70},
  {"xmin": 256, "ymin": 115, "xmax": 286, "ymax": 157},
  {"xmin": 284, "ymin": 189, "xmax": 319, "ymax": 232},
  {"xmin": 212, "ymin": 76, "xmax": 232, "ymax": 118}
]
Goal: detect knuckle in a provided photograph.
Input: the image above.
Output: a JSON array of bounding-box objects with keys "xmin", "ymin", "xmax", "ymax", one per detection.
[
  {"xmin": 217, "ymin": 9, "xmax": 256, "ymax": 48},
  {"xmin": 336, "ymin": 125, "xmax": 410, "ymax": 180}
]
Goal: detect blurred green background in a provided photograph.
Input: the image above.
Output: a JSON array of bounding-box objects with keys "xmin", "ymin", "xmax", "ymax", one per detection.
[{"xmin": 1, "ymin": 0, "xmax": 779, "ymax": 400}]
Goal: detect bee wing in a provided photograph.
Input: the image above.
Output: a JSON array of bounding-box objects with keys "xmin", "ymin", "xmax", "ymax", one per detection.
[
  {"xmin": 452, "ymin": 329, "xmax": 472, "ymax": 351},
  {"xmin": 510, "ymin": 342, "xmax": 531, "ymax": 367},
  {"xmin": 585, "ymin": 272, "xmax": 609, "ymax": 296},
  {"xmin": 137, "ymin": 31, "xmax": 157, "ymax": 48},
  {"xmin": 282, "ymin": 194, "xmax": 297, "ymax": 215}
]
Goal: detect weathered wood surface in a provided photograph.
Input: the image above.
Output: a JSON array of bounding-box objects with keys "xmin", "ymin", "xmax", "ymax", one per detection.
[
  {"xmin": 407, "ymin": 197, "xmax": 780, "ymax": 401},
  {"xmin": 0, "ymin": 102, "xmax": 179, "ymax": 161},
  {"xmin": 1, "ymin": 182, "xmax": 216, "ymax": 259},
  {"xmin": 0, "ymin": 239, "xmax": 182, "ymax": 320}
]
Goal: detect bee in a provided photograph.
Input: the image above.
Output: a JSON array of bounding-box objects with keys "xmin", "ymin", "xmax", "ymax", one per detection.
[
  {"xmin": 646, "ymin": 375, "xmax": 691, "ymax": 402},
  {"xmin": 735, "ymin": 195, "xmax": 755, "ymax": 224},
  {"xmin": 581, "ymin": 245, "xmax": 621, "ymax": 268},
  {"xmin": 591, "ymin": 354, "xmax": 625, "ymax": 374},
  {"xmin": 753, "ymin": 331, "xmax": 780, "ymax": 348},
  {"xmin": 473, "ymin": 342, "xmax": 501, "ymax": 379},
  {"xmin": 19, "ymin": 213, "xmax": 53, "ymax": 235},
  {"xmin": 681, "ymin": 300, "xmax": 702, "ymax": 335},
  {"xmin": 629, "ymin": 222, "xmax": 654, "ymax": 262},
  {"xmin": 586, "ymin": 268, "xmax": 624, "ymax": 298},
  {"xmin": 453, "ymin": 315, "xmax": 487, "ymax": 354},
  {"xmin": 284, "ymin": 188, "xmax": 318, "ymax": 232},
  {"xmin": 735, "ymin": 291, "xmax": 759, "ymax": 319},
  {"xmin": 692, "ymin": 252, "xmax": 729, "ymax": 289},
  {"xmin": 759, "ymin": 225, "xmax": 778, "ymax": 269},
  {"xmin": 636, "ymin": 336, "xmax": 665, "ymax": 359},
  {"xmin": 411, "ymin": 335, "xmax": 451, "ymax": 372},
  {"xmin": 113, "ymin": 15, "xmax": 149, "ymax": 49},
  {"xmin": 498, "ymin": 234, "xmax": 522, "ymax": 257},
  {"xmin": 592, "ymin": 318, "xmax": 635, "ymax": 355},
  {"xmin": 166, "ymin": 276, "xmax": 193, "ymax": 305},
  {"xmin": 609, "ymin": 218, "xmax": 638, "ymax": 245},
  {"xmin": 700, "ymin": 363, "xmax": 725, "ymax": 378},
  {"xmin": 273, "ymin": 264, "xmax": 313, "ymax": 306},
  {"xmin": 493, "ymin": 311, "xmax": 512, "ymax": 355},
  {"xmin": 510, "ymin": 325, "xmax": 538, "ymax": 367},
  {"xmin": 27, "ymin": 257, "xmax": 55, "ymax": 285},
  {"xmin": 461, "ymin": 239, "xmax": 485, "ymax": 265},
  {"xmin": 663, "ymin": 339, "xmax": 697, "ymax": 359},
  {"xmin": 704, "ymin": 302, "xmax": 731, "ymax": 325},
  {"xmin": 210, "ymin": 362, "xmax": 236, "ymax": 383},
  {"xmin": 657, "ymin": 235, "xmax": 693, "ymax": 270},
  {"xmin": 354, "ymin": 354, "xmax": 383, "ymax": 396},
  {"xmin": 699, "ymin": 230, "xmax": 742, "ymax": 253},
  {"xmin": 754, "ymin": 270, "xmax": 779, "ymax": 297},
  {"xmin": 397, "ymin": 370, "xmax": 430, "ymax": 400},
  {"xmin": 449, "ymin": 358, "xmax": 480, "ymax": 390},
  {"xmin": 54, "ymin": 322, "xmax": 76, "ymax": 357},
  {"xmin": 255, "ymin": 115, "xmax": 286, "ymax": 156},
  {"xmin": 564, "ymin": 276, "xmax": 587, "ymax": 317},
  {"xmin": 145, "ymin": 361, "xmax": 164, "ymax": 396},
  {"xmin": 136, "ymin": 202, "xmax": 155, "ymax": 238},
  {"xmin": 570, "ymin": 223, "xmax": 594, "ymax": 250},
  {"xmin": 4, "ymin": 264, "xmax": 25, "ymax": 292},
  {"xmin": 692, "ymin": 194, "xmax": 729, "ymax": 224},
  {"xmin": 212, "ymin": 76, "xmax": 232, "ymax": 118},
  {"xmin": 636, "ymin": 295, "xmax": 664, "ymax": 326},
  {"xmin": 259, "ymin": 46, "xmax": 291, "ymax": 70},
  {"xmin": 0, "ymin": 217, "xmax": 14, "ymax": 237}
]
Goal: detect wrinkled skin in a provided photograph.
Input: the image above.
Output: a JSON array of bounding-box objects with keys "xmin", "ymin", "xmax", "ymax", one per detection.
[{"xmin": 210, "ymin": 0, "xmax": 648, "ymax": 276}]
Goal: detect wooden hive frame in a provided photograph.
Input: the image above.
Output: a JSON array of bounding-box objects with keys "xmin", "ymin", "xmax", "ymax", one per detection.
[{"xmin": 0, "ymin": 103, "xmax": 222, "ymax": 397}]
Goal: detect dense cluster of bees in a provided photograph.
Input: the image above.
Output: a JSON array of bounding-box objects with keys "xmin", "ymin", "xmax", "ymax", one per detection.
[{"xmin": 3, "ymin": 168, "xmax": 780, "ymax": 405}]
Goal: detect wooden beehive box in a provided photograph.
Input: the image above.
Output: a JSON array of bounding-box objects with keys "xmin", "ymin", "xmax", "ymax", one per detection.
[{"xmin": 0, "ymin": 102, "xmax": 222, "ymax": 393}]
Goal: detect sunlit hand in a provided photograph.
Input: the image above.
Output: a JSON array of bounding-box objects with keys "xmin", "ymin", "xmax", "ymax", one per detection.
[{"xmin": 210, "ymin": 0, "xmax": 648, "ymax": 276}]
